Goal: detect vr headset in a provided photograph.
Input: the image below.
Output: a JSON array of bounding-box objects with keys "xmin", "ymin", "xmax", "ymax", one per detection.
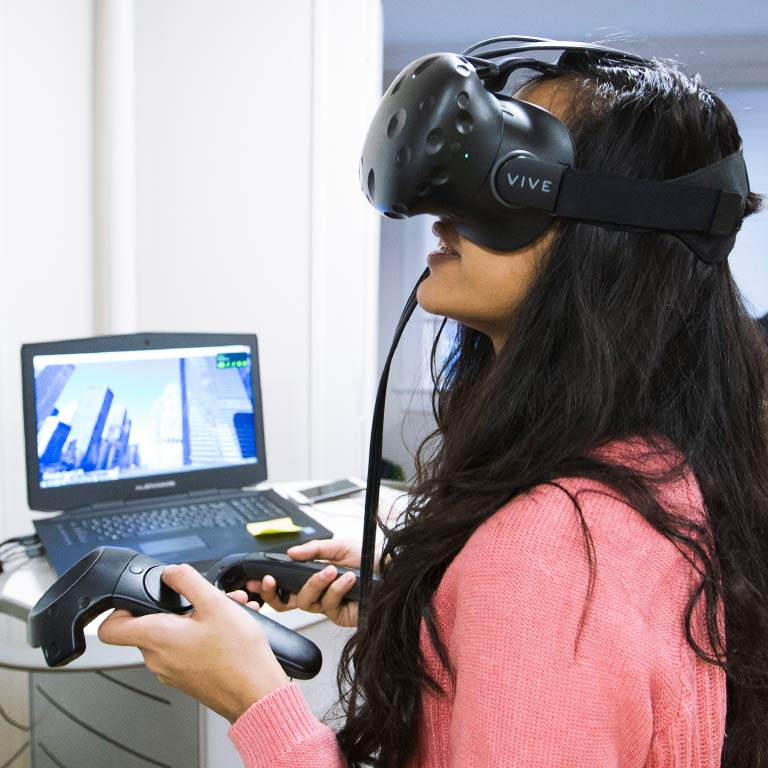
[
  {"xmin": 359, "ymin": 35, "xmax": 751, "ymax": 265},
  {"xmin": 355, "ymin": 37, "xmax": 753, "ymax": 625}
]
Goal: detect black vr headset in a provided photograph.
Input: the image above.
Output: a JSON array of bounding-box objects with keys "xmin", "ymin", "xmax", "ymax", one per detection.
[
  {"xmin": 359, "ymin": 35, "xmax": 751, "ymax": 266},
  {"xmin": 355, "ymin": 37, "xmax": 753, "ymax": 627}
]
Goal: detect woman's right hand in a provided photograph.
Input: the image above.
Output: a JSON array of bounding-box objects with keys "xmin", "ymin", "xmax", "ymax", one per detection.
[{"xmin": 244, "ymin": 538, "xmax": 372, "ymax": 628}]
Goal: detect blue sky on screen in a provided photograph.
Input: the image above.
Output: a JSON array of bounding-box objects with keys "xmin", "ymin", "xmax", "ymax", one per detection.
[{"xmin": 52, "ymin": 357, "xmax": 180, "ymax": 449}]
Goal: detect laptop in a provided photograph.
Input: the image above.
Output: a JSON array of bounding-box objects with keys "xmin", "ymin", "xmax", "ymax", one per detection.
[{"xmin": 21, "ymin": 332, "xmax": 334, "ymax": 576}]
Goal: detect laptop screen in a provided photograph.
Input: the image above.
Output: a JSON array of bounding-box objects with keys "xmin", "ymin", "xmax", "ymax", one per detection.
[{"xmin": 32, "ymin": 344, "xmax": 259, "ymax": 490}]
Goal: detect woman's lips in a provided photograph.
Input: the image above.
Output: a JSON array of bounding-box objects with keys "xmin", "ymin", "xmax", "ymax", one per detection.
[{"xmin": 427, "ymin": 247, "xmax": 460, "ymax": 267}]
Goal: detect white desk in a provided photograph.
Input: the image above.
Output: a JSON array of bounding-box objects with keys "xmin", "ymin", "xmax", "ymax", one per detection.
[{"xmin": 0, "ymin": 482, "xmax": 406, "ymax": 768}]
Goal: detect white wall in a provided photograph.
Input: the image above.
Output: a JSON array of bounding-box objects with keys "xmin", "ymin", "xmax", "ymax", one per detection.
[
  {"xmin": 130, "ymin": 0, "xmax": 317, "ymax": 481},
  {"xmin": 0, "ymin": 3, "xmax": 95, "ymax": 761},
  {"xmin": 129, "ymin": 0, "xmax": 383, "ymax": 484},
  {"xmin": 307, "ymin": 0, "xmax": 384, "ymax": 479},
  {"xmin": 0, "ymin": 1, "xmax": 382, "ymax": 762},
  {"xmin": 0, "ymin": 0, "xmax": 95, "ymax": 537}
]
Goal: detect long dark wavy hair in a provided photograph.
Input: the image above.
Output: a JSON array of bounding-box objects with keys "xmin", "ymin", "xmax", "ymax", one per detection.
[{"xmin": 331, "ymin": 53, "xmax": 768, "ymax": 767}]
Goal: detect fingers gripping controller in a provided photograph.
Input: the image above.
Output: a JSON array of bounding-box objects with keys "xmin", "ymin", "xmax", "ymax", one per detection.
[
  {"xmin": 28, "ymin": 546, "xmax": 323, "ymax": 679},
  {"xmin": 208, "ymin": 551, "xmax": 380, "ymax": 603}
]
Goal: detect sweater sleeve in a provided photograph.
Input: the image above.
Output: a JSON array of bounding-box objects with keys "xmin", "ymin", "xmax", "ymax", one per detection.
[
  {"xmin": 446, "ymin": 483, "xmax": 683, "ymax": 767},
  {"xmin": 228, "ymin": 681, "xmax": 347, "ymax": 768}
]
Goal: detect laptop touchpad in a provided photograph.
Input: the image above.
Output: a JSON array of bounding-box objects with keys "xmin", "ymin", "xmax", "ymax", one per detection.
[{"xmin": 138, "ymin": 535, "xmax": 207, "ymax": 557}]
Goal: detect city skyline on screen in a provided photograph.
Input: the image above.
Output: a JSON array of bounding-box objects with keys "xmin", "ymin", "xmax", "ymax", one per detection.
[{"xmin": 33, "ymin": 347, "xmax": 258, "ymax": 489}]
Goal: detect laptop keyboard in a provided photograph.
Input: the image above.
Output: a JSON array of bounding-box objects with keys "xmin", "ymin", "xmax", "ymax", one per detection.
[{"xmin": 57, "ymin": 492, "xmax": 293, "ymax": 547}]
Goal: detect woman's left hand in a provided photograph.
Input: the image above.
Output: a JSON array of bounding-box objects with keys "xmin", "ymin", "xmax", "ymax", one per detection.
[{"xmin": 98, "ymin": 563, "xmax": 291, "ymax": 724}]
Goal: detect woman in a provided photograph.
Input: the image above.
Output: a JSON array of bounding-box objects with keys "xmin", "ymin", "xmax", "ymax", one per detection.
[{"xmin": 99, "ymin": 52, "xmax": 768, "ymax": 767}]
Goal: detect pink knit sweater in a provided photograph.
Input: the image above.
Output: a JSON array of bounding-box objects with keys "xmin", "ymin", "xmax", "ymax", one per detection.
[{"xmin": 229, "ymin": 439, "xmax": 726, "ymax": 767}]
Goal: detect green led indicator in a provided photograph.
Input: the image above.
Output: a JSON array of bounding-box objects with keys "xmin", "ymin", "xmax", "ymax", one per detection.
[{"xmin": 464, "ymin": 153, "xmax": 470, "ymax": 159}]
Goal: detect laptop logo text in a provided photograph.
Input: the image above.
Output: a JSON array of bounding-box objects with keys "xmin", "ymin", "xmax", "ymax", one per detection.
[{"xmin": 135, "ymin": 480, "xmax": 176, "ymax": 492}]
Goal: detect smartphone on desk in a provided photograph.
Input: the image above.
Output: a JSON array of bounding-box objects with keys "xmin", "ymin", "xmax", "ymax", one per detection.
[{"xmin": 291, "ymin": 478, "xmax": 366, "ymax": 505}]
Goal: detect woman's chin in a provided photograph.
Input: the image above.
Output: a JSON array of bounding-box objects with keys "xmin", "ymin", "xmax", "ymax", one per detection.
[
  {"xmin": 416, "ymin": 278, "xmax": 457, "ymax": 319},
  {"xmin": 416, "ymin": 278, "xmax": 443, "ymax": 315}
]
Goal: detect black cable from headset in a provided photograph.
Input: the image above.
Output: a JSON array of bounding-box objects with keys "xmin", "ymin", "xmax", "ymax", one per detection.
[{"xmin": 357, "ymin": 267, "xmax": 430, "ymax": 632}]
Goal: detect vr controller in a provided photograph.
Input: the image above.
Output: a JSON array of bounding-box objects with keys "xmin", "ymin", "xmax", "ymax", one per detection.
[
  {"xmin": 208, "ymin": 551, "xmax": 380, "ymax": 603},
  {"xmin": 28, "ymin": 546, "xmax": 322, "ymax": 679}
]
